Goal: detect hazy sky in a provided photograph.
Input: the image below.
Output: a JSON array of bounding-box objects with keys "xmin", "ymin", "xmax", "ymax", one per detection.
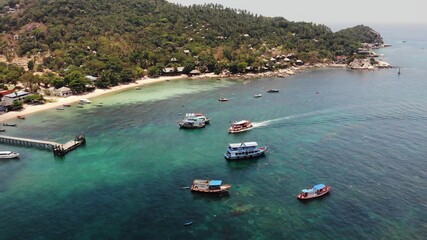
[{"xmin": 168, "ymin": 0, "xmax": 426, "ymax": 26}]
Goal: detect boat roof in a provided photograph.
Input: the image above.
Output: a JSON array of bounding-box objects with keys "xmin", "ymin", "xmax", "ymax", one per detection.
[
  {"xmin": 302, "ymin": 184, "xmax": 326, "ymax": 193},
  {"xmin": 233, "ymin": 120, "xmax": 250, "ymax": 125},
  {"xmin": 313, "ymin": 184, "xmax": 326, "ymax": 190},
  {"xmin": 229, "ymin": 141, "xmax": 258, "ymax": 148},
  {"xmin": 209, "ymin": 180, "xmax": 222, "ymax": 186}
]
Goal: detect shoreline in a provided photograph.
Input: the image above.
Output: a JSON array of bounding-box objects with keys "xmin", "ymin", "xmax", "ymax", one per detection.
[{"xmin": 0, "ymin": 63, "xmax": 347, "ymax": 122}]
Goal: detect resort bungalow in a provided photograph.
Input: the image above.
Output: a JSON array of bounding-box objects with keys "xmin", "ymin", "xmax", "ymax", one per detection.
[
  {"xmin": 188, "ymin": 69, "xmax": 201, "ymax": 76},
  {"xmin": 56, "ymin": 87, "xmax": 72, "ymax": 97},
  {"xmin": 1, "ymin": 90, "xmax": 29, "ymax": 106}
]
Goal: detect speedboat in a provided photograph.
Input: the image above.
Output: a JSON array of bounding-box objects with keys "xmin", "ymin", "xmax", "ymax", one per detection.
[
  {"xmin": 0, "ymin": 151, "xmax": 19, "ymax": 159},
  {"xmin": 297, "ymin": 184, "xmax": 331, "ymax": 200},
  {"xmin": 218, "ymin": 98, "xmax": 228, "ymax": 102},
  {"xmin": 191, "ymin": 179, "xmax": 231, "ymax": 193},
  {"xmin": 254, "ymin": 94, "xmax": 262, "ymax": 98},
  {"xmin": 228, "ymin": 120, "xmax": 253, "ymax": 133},
  {"xmin": 224, "ymin": 141, "xmax": 268, "ymax": 160}
]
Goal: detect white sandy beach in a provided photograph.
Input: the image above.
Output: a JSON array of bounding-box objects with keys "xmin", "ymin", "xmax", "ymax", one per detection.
[
  {"xmin": 0, "ymin": 74, "xmax": 192, "ymax": 122},
  {"xmin": 0, "ymin": 64, "xmax": 347, "ymax": 123}
]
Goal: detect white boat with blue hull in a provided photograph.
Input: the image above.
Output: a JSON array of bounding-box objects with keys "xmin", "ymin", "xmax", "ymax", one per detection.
[{"xmin": 224, "ymin": 142, "xmax": 268, "ymax": 160}]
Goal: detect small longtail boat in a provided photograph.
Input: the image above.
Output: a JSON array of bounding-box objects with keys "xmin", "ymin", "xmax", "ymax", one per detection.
[
  {"xmin": 297, "ymin": 184, "xmax": 331, "ymax": 200},
  {"xmin": 190, "ymin": 179, "xmax": 231, "ymax": 193}
]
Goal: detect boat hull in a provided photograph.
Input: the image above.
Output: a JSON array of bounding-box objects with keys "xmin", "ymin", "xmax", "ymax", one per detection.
[
  {"xmin": 191, "ymin": 184, "xmax": 231, "ymax": 193},
  {"xmin": 228, "ymin": 126, "xmax": 254, "ymax": 133},
  {"xmin": 297, "ymin": 186, "xmax": 331, "ymax": 200},
  {"xmin": 179, "ymin": 123, "xmax": 205, "ymax": 129}
]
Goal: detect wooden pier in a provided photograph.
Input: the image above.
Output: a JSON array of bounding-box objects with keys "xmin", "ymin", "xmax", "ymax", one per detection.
[{"xmin": 0, "ymin": 134, "xmax": 86, "ymax": 157}]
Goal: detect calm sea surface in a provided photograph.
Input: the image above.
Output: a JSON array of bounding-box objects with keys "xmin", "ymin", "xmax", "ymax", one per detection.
[{"xmin": 0, "ymin": 31, "xmax": 426, "ymax": 239}]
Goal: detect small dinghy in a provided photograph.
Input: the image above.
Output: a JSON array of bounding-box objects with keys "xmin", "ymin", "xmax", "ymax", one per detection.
[{"xmin": 183, "ymin": 221, "xmax": 193, "ymax": 226}]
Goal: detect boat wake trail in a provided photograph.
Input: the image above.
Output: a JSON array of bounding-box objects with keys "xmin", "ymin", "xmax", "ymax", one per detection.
[{"xmin": 252, "ymin": 110, "xmax": 335, "ymax": 128}]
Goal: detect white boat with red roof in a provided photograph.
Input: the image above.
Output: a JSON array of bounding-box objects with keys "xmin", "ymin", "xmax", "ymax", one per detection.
[{"xmin": 228, "ymin": 120, "xmax": 253, "ymax": 133}]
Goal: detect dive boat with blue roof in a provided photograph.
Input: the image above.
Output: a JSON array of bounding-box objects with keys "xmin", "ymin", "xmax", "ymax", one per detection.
[
  {"xmin": 190, "ymin": 179, "xmax": 231, "ymax": 193},
  {"xmin": 224, "ymin": 141, "xmax": 268, "ymax": 160},
  {"xmin": 297, "ymin": 184, "xmax": 331, "ymax": 200}
]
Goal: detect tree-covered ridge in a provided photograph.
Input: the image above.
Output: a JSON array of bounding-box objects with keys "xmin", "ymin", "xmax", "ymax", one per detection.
[
  {"xmin": 0, "ymin": 0, "xmax": 383, "ymax": 91},
  {"xmin": 336, "ymin": 25, "xmax": 383, "ymax": 46}
]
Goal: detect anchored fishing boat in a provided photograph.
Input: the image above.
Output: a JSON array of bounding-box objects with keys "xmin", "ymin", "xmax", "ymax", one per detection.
[
  {"xmin": 0, "ymin": 151, "xmax": 19, "ymax": 159},
  {"xmin": 179, "ymin": 113, "xmax": 210, "ymax": 126},
  {"xmin": 79, "ymin": 99, "xmax": 92, "ymax": 104},
  {"xmin": 224, "ymin": 141, "xmax": 268, "ymax": 160},
  {"xmin": 228, "ymin": 120, "xmax": 253, "ymax": 133},
  {"xmin": 190, "ymin": 179, "xmax": 231, "ymax": 193},
  {"xmin": 297, "ymin": 184, "xmax": 331, "ymax": 200}
]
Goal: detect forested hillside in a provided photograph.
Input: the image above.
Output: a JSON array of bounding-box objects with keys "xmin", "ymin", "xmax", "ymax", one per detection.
[{"xmin": 0, "ymin": 0, "xmax": 383, "ymax": 92}]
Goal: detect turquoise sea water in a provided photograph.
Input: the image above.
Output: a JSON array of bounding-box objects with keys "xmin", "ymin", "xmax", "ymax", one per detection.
[{"xmin": 1, "ymin": 36, "xmax": 427, "ymax": 239}]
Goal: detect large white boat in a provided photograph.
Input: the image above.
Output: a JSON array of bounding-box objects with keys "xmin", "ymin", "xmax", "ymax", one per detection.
[
  {"xmin": 228, "ymin": 120, "xmax": 253, "ymax": 133},
  {"xmin": 224, "ymin": 142, "xmax": 268, "ymax": 160},
  {"xmin": 179, "ymin": 114, "xmax": 207, "ymax": 129},
  {"xmin": 178, "ymin": 113, "xmax": 210, "ymax": 129},
  {"xmin": 0, "ymin": 151, "xmax": 19, "ymax": 159}
]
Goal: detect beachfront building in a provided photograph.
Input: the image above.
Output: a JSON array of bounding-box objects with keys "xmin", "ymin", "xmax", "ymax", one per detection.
[
  {"xmin": 1, "ymin": 90, "xmax": 29, "ymax": 106},
  {"xmin": 55, "ymin": 87, "xmax": 72, "ymax": 97}
]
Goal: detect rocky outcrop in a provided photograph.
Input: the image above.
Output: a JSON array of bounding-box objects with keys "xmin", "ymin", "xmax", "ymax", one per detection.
[
  {"xmin": 348, "ymin": 59, "xmax": 375, "ymax": 70},
  {"xmin": 348, "ymin": 58, "xmax": 392, "ymax": 70}
]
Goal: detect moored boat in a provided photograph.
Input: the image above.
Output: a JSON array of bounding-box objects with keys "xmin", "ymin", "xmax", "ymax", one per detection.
[
  {"xmin": 179, "ymin": 116, "xmax": 206, "ymax": 129},
  {"xmin": 267, "ymin": 89, "xmax": 279, "ymax": 93},
  {"xmin": 224, "ymin": 141, "xmax": 268, "ymax": 160},
  {"xmin": 254, "ymin": 94, "xmax": 262, "ymax": 98},
  {"xmin": 56, "ymin": 107, "xmax": 65, "ymax": 110},
  {"xmin": 63, "ymin": 104, "xmax": 71, "ymax": 107},
  {"xmin": 3, "ymin": 123, "xmax": 16, "ymax": 127},
  {"xmin": 228, "ymin": 120, "xmax": 253, "ymax": 133},
  {"xmin": 0, "ymin": 129, "xmax": 5, "ymax": 132},
  {"xmin": 181, "ymin": 113, "xmax": 210, "ymax": 124},
  {"xmin": 17, "ymin": 115, "xmax": 25, "ymax": 120},
  {"xmin": 79, "ymin": 99, "xmax": 92, "ymax": 104},
  {"xmin": 297, "ymin": 184, "xmax": 331, "ymax": 200},
  {"xmin": 0, "ymin": 151, "xmax": 19, "ymax": 159},
  {"xmin": 190, "ymin": 179, "xmax": 231, "ymax": 193},
  {"xmin": 218, "ymin": 98, "xmax": 228, "ymax": 102}
]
